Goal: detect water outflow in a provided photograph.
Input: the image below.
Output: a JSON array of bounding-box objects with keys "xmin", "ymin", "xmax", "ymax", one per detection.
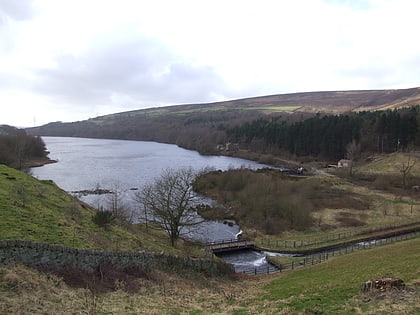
[
  {"xmin": 218, "ymin": 231, "xmax": 420, "ymax": 274},
  {"xmin": 216, "ymin": 249, "xmax": 296, "ymax": 273}
]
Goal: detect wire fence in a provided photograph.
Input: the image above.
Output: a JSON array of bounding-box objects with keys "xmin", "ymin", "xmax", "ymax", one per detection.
[
  {"xmin": 241, "ymin": 230, "xmax": 420, "ymax": 275},
  {"xmin": 258, "ymin": 220, "xmax": 420, "ymax": 249}
]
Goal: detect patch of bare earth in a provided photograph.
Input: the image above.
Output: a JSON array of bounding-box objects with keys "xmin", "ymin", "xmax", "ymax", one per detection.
[{"xmin": 350, "ymin": 280, "xmax": 420, "ymax": 314}]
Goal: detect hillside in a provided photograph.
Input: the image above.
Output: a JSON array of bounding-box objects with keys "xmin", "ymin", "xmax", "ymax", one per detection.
[
  {"xmin": 26, "ymin": 87, "xmax": 420, "ymax": 156},
  {"xmin": 0, "ymin": 125, "xmax": 26, "ymax": 136},
  {"xmin": 0, "ymin": 164, "xmax": 198, "ymax": 255},
  {"xmin": 0, "ymin": 164, "xmax": 134, "ymax": 249},
  {"xmin": 1, "ymin": 236, "xmax": 419, "ymax": 314}
]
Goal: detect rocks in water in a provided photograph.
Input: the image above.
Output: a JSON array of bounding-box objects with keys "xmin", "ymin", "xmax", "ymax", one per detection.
[{"xmin": 71, "ymin": 188, "xmax": 113, "ymax": 196}]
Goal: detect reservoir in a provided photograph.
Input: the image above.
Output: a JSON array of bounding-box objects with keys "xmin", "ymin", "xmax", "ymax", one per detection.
[{"xmin": 31, "ymin": 137, "xmax": 267, "ymax": 242}]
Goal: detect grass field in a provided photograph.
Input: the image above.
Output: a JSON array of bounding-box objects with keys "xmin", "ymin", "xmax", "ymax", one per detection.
[
  {"xmin": 0, "ymin": 237, "xmax": 418, "ymax": 314},
  {"xmin": 258, "ymin": 238, "xmax": 420, "ymax": 314}
]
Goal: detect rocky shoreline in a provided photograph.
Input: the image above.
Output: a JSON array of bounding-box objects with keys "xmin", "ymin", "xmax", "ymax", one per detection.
[{"xmin": 24, "ymin": 157, "xmax": 57, "ymax": 169}]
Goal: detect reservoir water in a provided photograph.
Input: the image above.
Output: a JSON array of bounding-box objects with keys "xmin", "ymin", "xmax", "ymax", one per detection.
[{"xmin": 31, "ymin": 137, "xmax": 267, "ymax": 242}]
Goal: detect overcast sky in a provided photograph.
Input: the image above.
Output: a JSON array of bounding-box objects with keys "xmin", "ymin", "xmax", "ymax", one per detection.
[{"xmin": 1, "ymin": 0, "xmax": 419, "ymax": 127}]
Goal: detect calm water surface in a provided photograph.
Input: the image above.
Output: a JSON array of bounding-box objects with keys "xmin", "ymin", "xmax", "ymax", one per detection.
[
  {"xmin": 32, "ymin": 137, "xmax": 265, "ymax": 192},
  {"xmin": 31, "ymin": 137, "xmax": 267, "ymax": 242}
]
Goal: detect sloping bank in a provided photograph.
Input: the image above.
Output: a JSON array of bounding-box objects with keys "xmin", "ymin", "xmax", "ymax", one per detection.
[
  {"xmin": 257, "ymin": 222, "xmax": 420, "ymax": 255},
  {"xmin": 0, "ymin": 240, "xmax": 234, "ymax": 276}
]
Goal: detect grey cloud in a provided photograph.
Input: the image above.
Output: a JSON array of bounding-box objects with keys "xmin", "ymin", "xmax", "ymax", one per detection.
[
  {"xmin": 333, "ymin": 53, "xmax": 420, "ymax": 89},
  {"xmin": 0, "ymin": 0, "xmax": 35, "ymax": 23},
  {"xmin": 33, "ymin": 36, "xmax": 227, "ymax": 108}
]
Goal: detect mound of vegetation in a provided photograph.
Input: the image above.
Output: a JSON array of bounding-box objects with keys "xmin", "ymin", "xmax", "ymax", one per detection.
[
  {"xmin": 194, "ymin": 169, "xmax": 374, "ymax": 235},
  {"xmin": 0, "ymin": 125, "xmax": 49, "ymax": 169},
  {"xmin": 194, "ymin": 163, "xmax": 420, "ymax": 237}
]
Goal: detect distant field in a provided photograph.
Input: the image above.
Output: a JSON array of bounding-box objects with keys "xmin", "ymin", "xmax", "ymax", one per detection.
[
  {"xmin": 246, "ymin": 105, "xmax": 302, "ymax": 112},
  {"xmin": 173, "ymin": 105, "xmax": 302, "ymax": 115},
  {"xmin": 355, "ymin": 152, "xmax": 420, "ymax": 175}
]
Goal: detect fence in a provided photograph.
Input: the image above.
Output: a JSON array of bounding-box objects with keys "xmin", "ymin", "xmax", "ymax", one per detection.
[
  {"xmin": 241, "ymin": 230, "xmax": 420, "ymax": 276},
  {"xmin": 258, "ymin": 220, "xmax": 420, "ymax": 249}
]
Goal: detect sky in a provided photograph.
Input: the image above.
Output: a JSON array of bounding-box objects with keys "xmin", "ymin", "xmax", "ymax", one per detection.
[{"xmin": 1, "ymin": 0, "xmax": 420, "ymax": 127}]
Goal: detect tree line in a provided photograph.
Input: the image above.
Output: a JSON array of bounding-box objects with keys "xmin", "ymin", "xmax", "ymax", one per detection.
[
  {"xmin": 0, "ymin": 125, "xmax": 48, "ymax": 169},
  {"xmin": 227, "ymin": 107, "xmax": 420, "ymax": 161}
]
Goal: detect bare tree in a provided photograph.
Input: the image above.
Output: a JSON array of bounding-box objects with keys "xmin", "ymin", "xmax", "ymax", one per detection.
[
  {"xmin": 106, "ymin": 184, "xmax": 135, "ymax": 225},
  {"xmin": 14, "ymin": 135, "xmax": 28, "ymax": 170},
  {"xmin": 135, "ymin": 168, "xmax": 203, "ymax": 246},
  {"xmin": 400, "ymin": 155, "xmax": 416, "ymax": 189},
  {"xmin": 345, "ymin": 139, "xmax": 360, "ymax": 177}
]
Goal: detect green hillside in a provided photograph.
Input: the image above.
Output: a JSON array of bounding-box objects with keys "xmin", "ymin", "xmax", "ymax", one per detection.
[
  {"xmin": 0, "ymin": 164, "xmax": 135, "ymax": 249},
  {"xmin": 0, "ymin": 164, "xmax": 191, "ymax": 254}
]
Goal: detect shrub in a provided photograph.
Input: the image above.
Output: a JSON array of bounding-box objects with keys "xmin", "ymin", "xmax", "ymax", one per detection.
[{"xmin": 92, "ymin": 210, "xmax": 115, "ymax": 227}]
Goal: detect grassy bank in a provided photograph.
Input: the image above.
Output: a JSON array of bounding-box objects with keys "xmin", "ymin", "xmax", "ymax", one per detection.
[
  {"xmin": 258, "ymin": 237, "xmax": 420, "ymax": 314},
  {"xmin": 0, "ymin": 164, "xmax": 203, "ymax": 256},
  {"xmin": 0, "ymin": 236, "xmax": 418, "ymax": 314},
  {"xmin": 0, "ymin": 164, "xmax": 142, "ymax": 250}
]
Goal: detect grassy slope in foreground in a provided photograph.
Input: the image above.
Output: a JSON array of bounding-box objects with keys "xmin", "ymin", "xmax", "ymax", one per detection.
[
  {"xmin": 0, "ymin": 164, "xmax": 185, "ymax": 254},
  {"xmin": 258, "ymin": 238, "xmax": 420, "ymax": 314},
  {"xmin": 0, "ymin": 237, "xmax": 419, "ymax": 314}
]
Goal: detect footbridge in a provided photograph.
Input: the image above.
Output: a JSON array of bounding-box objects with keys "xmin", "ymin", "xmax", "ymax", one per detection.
[{"xmin": 206, "ymin": 239, "xmax": 256, "ymax": 254}]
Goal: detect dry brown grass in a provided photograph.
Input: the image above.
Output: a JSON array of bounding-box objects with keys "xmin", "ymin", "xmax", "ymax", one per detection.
[
  {"xmin": 351, "ymin": 285, "xmax": 420, "ymax": 315},
  {"xmin": 0, "ymin": 264, "xmax": 268, "ymax": 314},
  {"xmin": 309, "ymin": 172, "xmax": 420, "ymax": 231}
]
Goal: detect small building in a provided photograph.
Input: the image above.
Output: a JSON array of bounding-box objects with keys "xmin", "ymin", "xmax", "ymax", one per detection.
[
  {"xmin": 225, "ymin": 142, "xmax": 239, "ymax": 151},
  {"xmin": 217, "ymin": 142, "xmax": 239, "ymax": 152},
  {"xmin": 338, "ymin": 159, "xmax": 352, "ymax": 168}
]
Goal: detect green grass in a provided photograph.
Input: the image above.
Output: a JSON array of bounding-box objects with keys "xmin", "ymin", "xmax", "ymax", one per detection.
[
  {"xmin": 0, "ymin": 164, "xmax": 202, "ymax": 255},
  {"xmin": 246, "ymin": 105, "xmax": 302, "ymax": 112},
  {"xmin": 1, "ymin": 237, "xmax": 418, "ymax": 314},
  {"xmin": 259, "ymin": 237, "xmax": 420, "ymax": 314},
  {"xmin": 173, "ymin": 105, "xmax": 302, "ymax": 115},
  {"xmin": 355, "ymin": 152, "xmax": 420, "ymax": 175}
]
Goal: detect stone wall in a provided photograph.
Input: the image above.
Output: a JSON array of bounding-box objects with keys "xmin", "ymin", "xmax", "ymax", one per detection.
[{"xmin": 0, "ymin": 240, "xmax": 234, "ymax": 276}]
